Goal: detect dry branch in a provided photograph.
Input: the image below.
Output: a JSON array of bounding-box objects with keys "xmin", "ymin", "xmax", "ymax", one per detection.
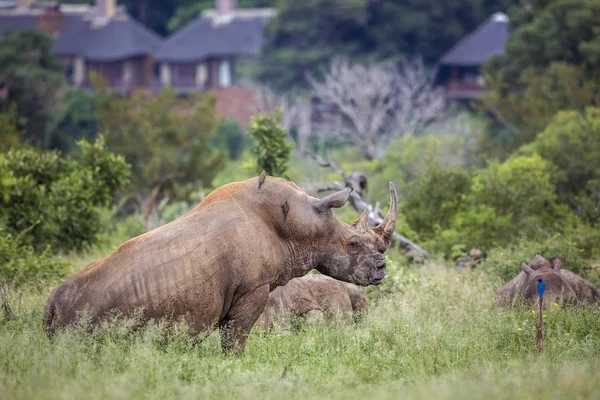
[
  {"xmin": 1, "ymin": 283, "xmax": 15, "ymax": 319},
  {"xmin": 311, "ymin": 153, "xmax": 431, "ymax": 258}
]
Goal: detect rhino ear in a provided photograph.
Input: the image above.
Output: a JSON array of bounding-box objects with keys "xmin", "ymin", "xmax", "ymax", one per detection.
[
  {"xmin": 521, "ymin": 261, "xmax": 533, "ymax": 274},
  {"xmin": 550, "ymin": 257, "xmax": 563, "ymax": 271},
  {"xmin": 314, "ymin": 187, "xmax": 352, "ymax": 213}
]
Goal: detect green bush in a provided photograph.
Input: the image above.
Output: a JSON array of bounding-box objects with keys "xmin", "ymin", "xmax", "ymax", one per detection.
[
  {"xmin": 0, "ymin": 104, "xmax": 24, "ymax": 152},
  {"xmin": 0, "ymin": 136, "xmax": 130, "ymax": 253},
  {"xmin": 248, "ymin": 109, "xmax": 294, "ymax": 178},
  {"xmin": 47, "ymin": 88, "xmax": 98, "ymax": 153},
  {"xmin": 406, "ymin": 155, "xmax": 581, "ymax": 257},
  {"xmin": 0, "ymin": 229, "xmax": 69, "ymax": 285},
  {"xmin": 483, "ymin": 233, "xmax": 600, "ymax": 288},
  {"xmin": 217, "ymin": 118, "xmax": 247, "ymax": 160},
  {"xmin": 401, "ymin": 161, "xmax": 472, "ymax": 239},
  {"xmin": 470, "ymin": 154, "xmax": 559, "ymax": 224},
  {"xmin": 520, "ymin": 107, "xmax": 600, "ymax": 224}
]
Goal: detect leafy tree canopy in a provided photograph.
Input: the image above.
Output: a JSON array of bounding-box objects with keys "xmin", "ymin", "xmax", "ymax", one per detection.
[
  {"xmin": 0, "ymin": 30, "xmax": 66, "ymax": 146},
  {"xmin": 482, "ymin": 0, "xmax": 600, "ymax": 150},
  {"xmin": 258, "ymin": 0, "xmax": 518, "ymax": 92},
  {"xmin": 248, "ymin": 109, "xmax": 294, "ymax": 178},
  {"xmin": 94, "ymin": 77, "xmax": 226, "ymax": 206}
]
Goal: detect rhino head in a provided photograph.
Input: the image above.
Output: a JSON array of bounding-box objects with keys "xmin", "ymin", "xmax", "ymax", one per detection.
[
  {"xmin": 305, "ymin": 183, "xmax": 398, "ymax": 286},
  {"xmin": 519, "ymin": 255, "xmax": 577, "ymax": 305}
]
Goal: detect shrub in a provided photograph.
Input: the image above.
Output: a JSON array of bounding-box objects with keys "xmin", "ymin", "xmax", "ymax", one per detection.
[
  {"xmin": 520, "ymin": 107, "xmax": 600, "ymax": 224},
  {"xmin": 95, "ymin": 83, "xmax": 226, "ymax": 204},
  {"xmin": 483, "ymin": 234, "xmax": 600, "ymax": 288},
  {"xmin": 248, "ymin": 109, "xmax": 294, "ymax": 178},
  {"xmin": 415, "ymin": 155, "xmax": 580, "ymax": 257},
  {"xmin": 0, "ymin": 229, "xmax": 69, "ymax": 286},
  {"xmin": 0, "ymin": 136, "xmax": 130, "ymax": 253},
  {"xmin": 401, "ymin": 161, "xmax": 472, "ymax": 239},
  {"xmin": 47, "ymin": 88, "xmax": 98, "ymax": 153},
  {"xmin": 217, "ymin": 118, "xmax": 247, "ymax": 160}
]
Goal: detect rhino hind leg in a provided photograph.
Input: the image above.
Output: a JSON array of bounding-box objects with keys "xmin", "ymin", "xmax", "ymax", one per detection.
[{"xmin": 219, "ymin": 285, "xmax": 269, "ymax": 354}]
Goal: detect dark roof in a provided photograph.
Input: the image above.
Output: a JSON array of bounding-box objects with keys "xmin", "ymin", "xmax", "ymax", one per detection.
[
  {"xmin": 156, "ymin": 11, "xmax": 273, "ymax": 62},
  {"xmin": 440, "ymin": 12, "xmax": 509, "ymax": 66},
  {"xmin": 0, "ymin": 15, "xmax": 38, "ymax": 36},
  {"xmin": 0, "ymin": 8, "xmax": 162, "ymax": 61},
  {"xmin": 53, "ymin": 15, "xmax": 162, "ymax": 61}
]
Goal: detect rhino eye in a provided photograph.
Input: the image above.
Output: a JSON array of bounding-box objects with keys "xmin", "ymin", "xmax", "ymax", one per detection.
[{"xmin": 348, "ymin": 236, "xmax": 360, "ymax": 246}]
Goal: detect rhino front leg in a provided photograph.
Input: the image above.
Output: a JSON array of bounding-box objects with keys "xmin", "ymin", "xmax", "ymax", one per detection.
[{"xmin": 219, "ymin": 285, "xmax": 269, "ymax": 354}]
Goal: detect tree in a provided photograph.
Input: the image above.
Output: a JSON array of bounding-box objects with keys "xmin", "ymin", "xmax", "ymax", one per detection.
[
  {"xmin": 248, "ymin": 109, "xmax": 294, "ymax": 178},
  {"xmin": 0, "ymin": 30, "xmax": 66, "ymax": 146},
  {"xmin": 0, "ymin": 104, "xmax": 24, "ymax": 152},
  {"xmin": 521, "ymin": 107, "xmax": 600, "ymax": 224},
  {"xmin": 47, "ymin": 88, "xmax": 99, "ymax": 153},
  {"xmin": 167, "ymin": 0, "xmax": 276, "ymax": 33},
  {"xmin": 0, "ymin": 136, "xmax": 131, "ymax": 254},
  {"xmin": 257, "ymin": 0, "xmax": 518, "ymax": 92},
  {"xmin": 401, "ymin": 161, "xmax": 472, "ymax": 240},
  {"xmin": 481, "ymin": 0, "xmax": 600, "ymax": 149},
  {"xmin": 309, "ymin": 58, "xmax": 445, "ymax": 160},
  {"xmin": 257, "ymin": 0, "xmax": 371, "ymax": 92},
  {"xmin": 94, "ymin": 81, "xmax": 226, "ymax": 221},
  {"xmin": 366, "ymin": 0, "xmax": 518, "ymax": 63}
]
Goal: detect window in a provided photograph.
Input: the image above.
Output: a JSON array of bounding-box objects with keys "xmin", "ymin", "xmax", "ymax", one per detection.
[
  {"xmin": 219, "ymin": 60, "xmax": 231, "ymax": 87},
  {"xmin": 172, "ymin": 63, "xmax": 196, "ymax": 88}
]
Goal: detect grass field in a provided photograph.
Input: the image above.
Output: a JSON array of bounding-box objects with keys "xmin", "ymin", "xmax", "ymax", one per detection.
[{"xmin": 1, "ymin": 248, "xmax": 599, "ymax": 399}]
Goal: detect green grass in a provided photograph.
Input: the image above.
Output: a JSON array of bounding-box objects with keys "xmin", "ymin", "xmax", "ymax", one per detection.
[{"xmin": 1, "ymin": 251, "xmax": 600, "ymax": 399}]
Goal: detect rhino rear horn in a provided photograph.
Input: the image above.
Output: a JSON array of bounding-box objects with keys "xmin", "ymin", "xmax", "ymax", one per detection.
[
  {"xmin": 374, "ymin": 182, "xmax": 398, "ymax": 240},
  {"xmin": 314, "ymin": 187, "xmax": 352, "ymax": 213},
  {"xmin": 352, "ymin": 209, "xmax": 370, "ymax": 232}
]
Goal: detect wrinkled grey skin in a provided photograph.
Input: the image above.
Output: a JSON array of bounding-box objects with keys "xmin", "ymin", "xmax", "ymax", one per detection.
[
  {"xmin": 494, "ymin": 254, "xmax": 599, "ymax": 307},
  {"xmin": 44, "ymin": 174, "xmax": 397, "ymax": 353},
  {"xmin": 256, "ymin": 274, "xmax": 368, "ymax": 330}
]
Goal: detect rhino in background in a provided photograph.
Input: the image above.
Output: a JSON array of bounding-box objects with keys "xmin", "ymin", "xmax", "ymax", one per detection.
[
  {"xmin": 44, "ymin": 173, "xmax": 398, "ymax": 353},
  {"xmin": 256, "ymin": 274, "xmax": 368, "ymax": 330},
  {"xmin": 494, "ymin": 253, "xmax": 599, "ymax": 307},
  {"xmin": 455, "ymin": 249, "xmax": 487, "ymax": 272}
]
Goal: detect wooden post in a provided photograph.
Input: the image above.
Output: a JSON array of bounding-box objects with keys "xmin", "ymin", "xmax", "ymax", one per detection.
[{"xmin": 536, "ymin": 296, "xmax": 543, "ymax": 353}]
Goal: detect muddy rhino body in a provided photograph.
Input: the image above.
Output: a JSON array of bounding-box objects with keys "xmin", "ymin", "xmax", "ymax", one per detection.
[{"xmin": 44, "ymin": 175, "xmax": 397, "ymax": 352}]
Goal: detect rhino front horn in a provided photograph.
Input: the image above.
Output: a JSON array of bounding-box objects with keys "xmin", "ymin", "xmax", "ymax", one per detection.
[
  {"xmin": 374, "ymin": 182, "xmax": 398, "ymax": 240},
  {"xmin": 314, "ymin": 187, "xmax": 352, "ymax": 213}
]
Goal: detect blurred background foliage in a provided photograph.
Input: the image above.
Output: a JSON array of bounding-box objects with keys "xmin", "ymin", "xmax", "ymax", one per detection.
[{"xmin": 0, "ymin": 0, "xmax": 598, "ymax": 288}]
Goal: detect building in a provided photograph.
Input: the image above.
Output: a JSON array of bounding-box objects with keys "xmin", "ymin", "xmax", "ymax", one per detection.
[
  {"xmin": 0, "ymin": 0, "xmax": 162, "ymax": 92},
  {"xmin": 0, "ymin": 0, "xmax": 274, "ymax": 126},
  {"xmin": 439, "ymin": 12, "xmax": 509, "ymax": 101},
  {"xmin": 155, "ymin": 0, "xmax": 275, "ymax": 93}
]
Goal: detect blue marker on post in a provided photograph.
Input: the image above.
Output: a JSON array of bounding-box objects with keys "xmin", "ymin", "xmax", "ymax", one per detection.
[
  {"xmin": 537, "ymin": 278, "xmax": 546, "ymax": 299},
  {"xmin": 536, "ymin": 278, "xmax": 545, "ymax": 353}
]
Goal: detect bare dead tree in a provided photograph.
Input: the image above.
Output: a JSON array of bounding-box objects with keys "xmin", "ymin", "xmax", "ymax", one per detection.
[
  {"xmin": 308, "ymin": 57, "xmax": 446, "ymax": 160},
  {"xmin": 250, "ymin": 84, "xmax": 313, "ymax": 154},
  {"xmin": 311, "ymin": 153, "xmax": 431, "ymax": 258},
  {"xmin": 392, "ymin": 58, "xmax": 446, "ymax": 142}
]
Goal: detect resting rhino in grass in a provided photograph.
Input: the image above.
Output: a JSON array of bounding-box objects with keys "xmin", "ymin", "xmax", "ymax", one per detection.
[
  {"xmin": 256, "ymin": 274, "xmax": 368, "ymax": 330},
  {"xmin": 44, "ymin": 173, "xmax": 397, "ymax": 353},
  {"xmin": 494, "ymin": 253, "xmax": 599, "ymax": 307}
]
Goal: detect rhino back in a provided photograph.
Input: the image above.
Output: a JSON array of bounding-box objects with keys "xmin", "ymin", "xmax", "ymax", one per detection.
[{"xmin": 560, "ymin": 270, "xmax": 600, "ymax": 304}]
